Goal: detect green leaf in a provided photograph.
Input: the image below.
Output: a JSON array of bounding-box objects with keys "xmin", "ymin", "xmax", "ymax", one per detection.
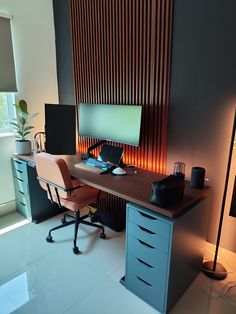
[
  {"xmin": 22, "ymin": 131, "xmax": 31, "ymax": 137},
  {"xmin": 10, "ymin": 122, "xmax": 19, "ymax": 128},
  {"xmin": 13, "ymin": 104, "xmax": 20, "ymax": 110},
  {"xmin": 19, "ymin": 100, "xmax": 27, "ymax": 113},
  {"xmin": 19, "ymin": 117, "xmax": 26, "ymax": 126},
  {"xmin": 28, "ymin": 112, "xmax": 38, "ymax": 121},
  {"xmin": 18, "ymin": 111, "xmax": 28, "ymax": 118},
  {"xmin": 24, "ymin": 126, "xmax": 34, "ymax": 131}
]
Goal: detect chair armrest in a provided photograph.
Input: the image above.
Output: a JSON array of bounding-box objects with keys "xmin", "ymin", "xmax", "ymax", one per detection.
[{"xmin": 37, "ymin": 176, "xmax": 82, "ymax": 192}]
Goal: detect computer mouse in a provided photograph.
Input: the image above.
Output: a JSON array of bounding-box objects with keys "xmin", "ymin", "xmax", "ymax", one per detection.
[{"xmin": 112, "ymin": 167, "xmax": 127, "ymax": 175}]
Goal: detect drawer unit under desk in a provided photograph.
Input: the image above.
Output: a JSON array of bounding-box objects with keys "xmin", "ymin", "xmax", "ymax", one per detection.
[
  {"xmin": 16, "ymin": 195, "xmax": 31, "ymax": 219},
  {"xmin": 128, "ymin": 221, "xmax": 169, "ymax": 254},
  {"xmin": 127, "ymin": 203, "xmax": 171, "ymax": 239},
  {"xmin": 12, "ymin": 157, "xmax": 64, "ymax": 223},
  {"xmin": 127, "ymin": 234, "xmax": 169, "ymax": 272},
  {"xmin": 126, "ymin": 253, "xmax": 167, "ymax": 289},
  {"xmin": 11, "ymin": 158, "xmax": 28, "ymax": 182},
  {"xmin": 13, "ymin": 175, "xmax": 29, "ymax": 197},
  {"xmin": 127, "ymin": 268, "xmax": 166, "ymax": 312},
  {"xmin": 125, "ymin": 202, "xmax": 173, "ymax": 314}
]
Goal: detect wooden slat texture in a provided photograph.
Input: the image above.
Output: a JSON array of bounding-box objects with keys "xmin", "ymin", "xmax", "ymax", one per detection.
[{"xmin": 69, "ymin": 0, "xmax": 173, "ymax": 225}]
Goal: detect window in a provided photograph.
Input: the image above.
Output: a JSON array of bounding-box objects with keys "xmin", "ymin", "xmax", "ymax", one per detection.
[
  {"xmin": 0, "ymin": 92, "xmax": 15, "ymax": 133},
  {"xmin": 0, "ymin": 15, "xmax": 17, "ymax": 134}
]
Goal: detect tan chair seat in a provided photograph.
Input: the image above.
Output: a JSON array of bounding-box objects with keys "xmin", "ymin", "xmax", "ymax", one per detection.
[{"xmin": 50, "ymin": 185, "xmax": 99, "ymax": 211}]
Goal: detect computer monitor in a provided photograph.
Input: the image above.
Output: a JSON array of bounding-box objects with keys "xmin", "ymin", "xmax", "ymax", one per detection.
[
  {"xmin": 45, "ymin": 104, "xmax": 76, "ymax": 155},
  {"xmin": 78, "ymin": 103, "xmax": 142, "ymax": 146}
]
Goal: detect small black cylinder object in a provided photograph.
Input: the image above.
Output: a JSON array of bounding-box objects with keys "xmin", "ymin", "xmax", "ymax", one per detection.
[{"xmin": 190, "ymin": 167, "xmax": 205, "ymax": 189}]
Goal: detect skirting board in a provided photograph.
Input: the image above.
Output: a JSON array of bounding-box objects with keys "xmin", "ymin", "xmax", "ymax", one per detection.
[{"xmin": 0, "ymin": 200, "xmax": 16, "ymax": 217}]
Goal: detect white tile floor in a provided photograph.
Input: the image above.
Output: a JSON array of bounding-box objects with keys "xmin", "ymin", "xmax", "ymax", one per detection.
[{"xmin": 0, "ymin": 210, "xmax": 236, "ymax": 314}]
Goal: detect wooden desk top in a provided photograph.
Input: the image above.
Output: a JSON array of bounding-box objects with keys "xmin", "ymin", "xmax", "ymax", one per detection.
[{"xmin": 14, "ymin": 153, "xmax": 210, "ymax": 219}]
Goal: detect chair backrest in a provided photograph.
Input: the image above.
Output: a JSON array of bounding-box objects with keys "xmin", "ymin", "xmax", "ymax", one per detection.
[{"xmin": 35, "ymin": 152, "xmax": 72, "ymax": 199}]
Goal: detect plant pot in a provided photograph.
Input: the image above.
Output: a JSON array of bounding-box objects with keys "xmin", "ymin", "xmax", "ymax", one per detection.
[{"xmin": 15, "ymin": 140, "xmax": 32, "ymax": 155}]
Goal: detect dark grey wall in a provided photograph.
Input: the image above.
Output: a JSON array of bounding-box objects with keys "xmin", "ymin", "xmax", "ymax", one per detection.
[
  {"xmin": 52, "ymin": 0, "xmax": 236, "ymax": 252},
  {"xmin": 168, "ymin": 0, "xmax": 236, "ymax": 252},
  {"xmin": 53, "ymin": 0, "xmax": 74, "ymax": 105}
]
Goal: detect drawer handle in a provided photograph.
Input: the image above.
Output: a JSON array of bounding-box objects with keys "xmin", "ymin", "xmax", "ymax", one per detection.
[
  {"xmin": 137, "ymin": 258, "xmax": 154, "ymax": 268},
  {"xmin": 136, "ymin": 276, "xmax": 152, "ymax": 287},
  {"xmin": 16, "ymin": 178, "xmax": 24, "ymax": 182},
  {"xmin": 20, "ymin": 201, "xmax": 26, "ymax": 206},
  {"xmin": 19, "ymin": 191, "xmax": 24, "ymax": 195},
  {"xmin": 138, "ymin": 225, "xmax": 155, "ymax": 235},
  {"xmin": 16, "ymin": 169, "xmax": 23, "ymax": 174},
  {"xmin": 138, "ymin": 239, "xmax": 154, "ymax": 249},
  {"xmin": 138, "ymin": 211, "xmax": 157, "ymax": 220},
  {"xmin": 14, "ymin": 160, "xmax": 22, "ymax": 165}
]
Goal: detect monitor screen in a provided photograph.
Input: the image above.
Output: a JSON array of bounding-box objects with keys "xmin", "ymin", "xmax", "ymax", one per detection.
[
  {"xmin": 45, "ymin": 104, "xmax": 76, "ymax": 155},
  {"xmin": 78, "ymin": 103, "xmax": 142, "ymax": 146}
]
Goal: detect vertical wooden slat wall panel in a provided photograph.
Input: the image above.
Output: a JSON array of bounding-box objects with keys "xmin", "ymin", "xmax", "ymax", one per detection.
[{"xmin": 69, "ymin": 0, "xmax": 173, "ymax": 223}]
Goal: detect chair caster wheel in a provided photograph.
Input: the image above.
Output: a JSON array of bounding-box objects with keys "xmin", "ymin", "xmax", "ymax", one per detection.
[
  {"xmin": 100, "ymin": 233, "xmax": 106, "ymax": 239},
  {"xmin": 46, "ymin": 235, "xmax": 53, "ymax": 242},
  {"xmin": 61, "ymin": 218, "xmax": 66, "ymax": 224},
  {"xmin": 73, "ymin": 247, "xmax": 80, "ymax": 254}
]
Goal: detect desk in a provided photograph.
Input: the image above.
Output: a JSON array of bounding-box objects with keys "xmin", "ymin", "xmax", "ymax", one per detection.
[
  {"xmin": 17, "ymin": 153, "xmax": 209, "ymax": 218},
  {"xmin": 14, "ymin": 153, "xmax": 210, "ymax": 313}
]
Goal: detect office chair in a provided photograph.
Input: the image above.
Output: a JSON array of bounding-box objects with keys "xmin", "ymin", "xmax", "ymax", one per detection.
[{"xmin": 35, "ymin": 152, "xmax": 106, "ymax": 254}]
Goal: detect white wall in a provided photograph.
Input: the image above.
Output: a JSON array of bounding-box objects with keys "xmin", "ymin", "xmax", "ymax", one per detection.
[
  {"xmin": 0, "ymin": 0, "xmax": 58, "ymax": 135},
  {"xmin": 0, "ymin": 0, "xmax": 58, "ymax": 215}
]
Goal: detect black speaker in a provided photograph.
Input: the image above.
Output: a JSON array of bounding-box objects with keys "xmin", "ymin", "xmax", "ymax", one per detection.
[{"xmin": 190, "ymin": 167, "xmax": 205, "ymax": 189}]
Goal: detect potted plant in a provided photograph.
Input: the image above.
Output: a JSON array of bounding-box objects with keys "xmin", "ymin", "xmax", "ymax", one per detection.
[{"xmin": 10, "ymin": 99, "xmax": 38, "ymax": 155}]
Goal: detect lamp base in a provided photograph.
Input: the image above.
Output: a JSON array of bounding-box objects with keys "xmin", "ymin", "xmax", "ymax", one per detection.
[{"xmin": 202, "ymin": 261, "xmax": 227, "ymax": 280}]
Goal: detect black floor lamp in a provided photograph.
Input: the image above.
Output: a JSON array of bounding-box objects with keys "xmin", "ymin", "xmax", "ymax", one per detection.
[{"xmin": 202, "ymin": 108, "xmax": 236, "ymax": 280}]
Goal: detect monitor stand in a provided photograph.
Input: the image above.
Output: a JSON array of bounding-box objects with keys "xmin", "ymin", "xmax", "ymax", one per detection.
[
  {"xmin": 81, "ymin": 140, "xmax": 107, "ymax": 160},
  {"xmin": 119, "ymin": 158, "xmax": 127, "ymax": 168}
]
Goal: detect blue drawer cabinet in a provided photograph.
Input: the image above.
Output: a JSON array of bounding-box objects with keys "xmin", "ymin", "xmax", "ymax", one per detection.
[
  {"xmin": 12, "ymin": 159, "xmax": 32, "ymax": 219},
  {"xmin": 128, "ymin": 204, "xmax": 171, "ymax": 239},
  {"xmin": 128, "ymin": 221, "xmax": 169, "ymax": 254},
  {"xmin": 127, "ymin": 234, "xmax": 169, "ymax": 271},
  {"xmin": 16, "ymin": 195, "xmax": 31, "ymax": 218},
  {"xmin": 125, "ymin": 200, "xmax": 209, "ymax": 313},
  {"xmin": 126, "ymin": 203, "xmax": 171, "ymax": 313},
  {"xmin": 11, "ymin": 158, "xmax": 28, "ymax": 181},
  {"xmin": 11, "ymin": 157, "xmax": 62, "ymax": 222},
  {"xmin": 127, "ymin": 254, "xmax": 167, "ymax": 289},
  {"xmin": 127, "ymin": 270, "xmax": 166, "ymax": 312}
]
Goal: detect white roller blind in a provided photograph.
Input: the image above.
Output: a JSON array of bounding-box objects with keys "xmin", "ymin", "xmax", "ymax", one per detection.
[{"xmin": 0, "ymin": 16, "xmax": 17, "ymax": 92}]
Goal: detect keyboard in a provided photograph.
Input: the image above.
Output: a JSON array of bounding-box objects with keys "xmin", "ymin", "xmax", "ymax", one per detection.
[
  {"xmin": 74, "ymin": 158, "xmax": 113, "ymax": 172},
  {"xmin": 85, "ymin": 158, "xmax": 108, "ymax": 169}
]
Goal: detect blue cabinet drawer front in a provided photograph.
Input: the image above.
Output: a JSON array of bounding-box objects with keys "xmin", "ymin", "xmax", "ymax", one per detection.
[
  {"xmin": 126, "ymin": 254, "xmax": 167, "ymax": 289},
  {"xmin": 12, "ymin": 159, "xmax": 28, "ymax": 181},
  {"xmin": 128, "ymin": 221, "xmax": 169, "ymax": 254},
  {"xmin": 128, "ymin": 204, "xmax": 171, "ymax": 239},
  {"xmin": 126, "ymin": 271, "xmax": 165, "ymax": 312},
  {"xmin": 16, "ymin": 196, "xmax": 31, "ymax": 219},
  {"xmin": 13, "ymin": 176, "xmax": 28, "ymax": 195},
  {"xmin": 127, "ymin": 235, "xmax": 168, "ymax": 271}
]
